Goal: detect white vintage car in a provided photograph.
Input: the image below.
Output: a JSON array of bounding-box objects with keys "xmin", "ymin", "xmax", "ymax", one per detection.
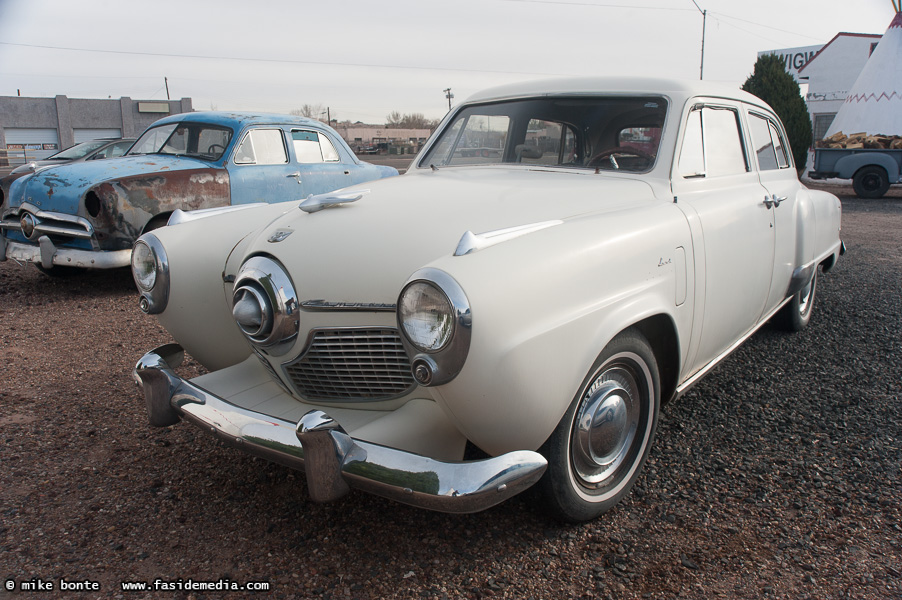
[{"xmin": 132, "ymin": 78, "xmax": 843, "ymax": 522}]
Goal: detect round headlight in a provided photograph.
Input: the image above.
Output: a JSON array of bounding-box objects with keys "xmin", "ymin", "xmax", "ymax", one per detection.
[
  {"xmin": 132, "ymin": 240, "xmax": 157, "ymax": 291},
  {"xmin": 399, "ymin": 281, "xmax": 455, "ymax": 352}
]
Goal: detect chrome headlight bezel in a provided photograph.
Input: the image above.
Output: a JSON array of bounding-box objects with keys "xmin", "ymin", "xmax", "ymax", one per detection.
[
  {"xmin": 231, "ymin": 255, "xmax": 299, "ymax": 356},
  {"xmin": 397, "ymin": 268, "xmax": 471, "ymax": 386},
  {"xmin": 132, "ymin": 233, "xmax": 169, "ymax": 314}
]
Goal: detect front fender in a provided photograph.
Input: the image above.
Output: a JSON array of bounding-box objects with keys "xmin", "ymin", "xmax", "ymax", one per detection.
[
  {"xmin": 426, "ymin": 204, "xmax": 692, "ymax": 456},
  {"xmin": 146, "ymin": 202, "xmax": 295, "ymax": 371}
]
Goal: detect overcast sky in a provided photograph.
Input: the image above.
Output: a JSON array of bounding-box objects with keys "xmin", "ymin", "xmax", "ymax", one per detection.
[{"xmin": 0, "ymin": 0, "xmax": 894, "ymax": 124}]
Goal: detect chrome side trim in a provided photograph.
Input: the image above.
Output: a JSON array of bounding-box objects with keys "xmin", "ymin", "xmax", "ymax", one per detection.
[
  {"xmin": 454, "ymin": 220, "xmax": 564, "ymax": 256},
  {"xmin": 168, "ymin": 203, "xmax": 266, "ymax": 226},
  {"xmin": 300, "ymin": 300, "xmax": 396, "ymax": 312},
  {"xmin": 134, "ymin": 344, "xmax": 548, "ymax": 513},
  {"xmin": 3, "ymin": 238, "xmax": 131, "ymax": 269},
  {"xmin": 675, "ymin": 295, "xmax": 793, "ymax": 397}
]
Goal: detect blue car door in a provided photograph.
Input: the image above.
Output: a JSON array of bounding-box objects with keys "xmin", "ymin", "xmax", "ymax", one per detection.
[
  {"xmin": 227, "ymin": 127, "xmax": 309, "ymax": 204},
  {"xmin": 289, "ymin": 129, "xmax": 363, "ymax": 195}
]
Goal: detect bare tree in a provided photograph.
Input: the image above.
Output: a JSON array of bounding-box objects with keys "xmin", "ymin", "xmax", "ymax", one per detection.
[
  {"xmin": 385, "ymin": 112, "xmax": 439, "ymax": 130},
  {"xmin": 291, "ymin": 103, "xmax": 326, "ymax": 120}
]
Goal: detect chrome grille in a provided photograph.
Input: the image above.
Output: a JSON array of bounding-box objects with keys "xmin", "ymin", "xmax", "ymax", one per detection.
[{"xmin": 282, "ymin": 328, "xmax": 416, "ymax": 402}]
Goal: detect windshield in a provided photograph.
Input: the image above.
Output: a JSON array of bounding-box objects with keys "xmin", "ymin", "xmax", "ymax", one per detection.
[
  {"xmin": 128, "ymin": 122, "xmax": 233, "ymax": 160},
  {"xmin": 47, "ymin": 140, "xmax": 110, "ymax": 160},
  {"xmin": 420, "ymin": 96, "xmax": 667, "ymax": 173}
]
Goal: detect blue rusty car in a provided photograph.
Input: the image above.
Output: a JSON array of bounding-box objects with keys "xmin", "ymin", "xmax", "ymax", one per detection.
[{"xmin": 0, "ymin": 112, "xmax": 398, "ymax": 273}]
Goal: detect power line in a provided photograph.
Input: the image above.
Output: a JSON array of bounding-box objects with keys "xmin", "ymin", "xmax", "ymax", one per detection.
[{"xmin": 0, "ymin": 42, "xmax": 574, "ymax": 78}]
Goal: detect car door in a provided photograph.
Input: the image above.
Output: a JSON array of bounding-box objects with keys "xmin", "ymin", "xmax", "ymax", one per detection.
[
  {"xmin": 227, "ymin": 127, "xmax": 309, "ymax": 204},
  {"xmin": 672, "ymin": 101, "xmax": 775, "ymax": 376},
  {"xmin": 289, "ymin": 129, "xmax": 361, "ymax": 195},
  {"xmin": 745, "ymin": 109, "xmax": 809, "ymax": 313}
]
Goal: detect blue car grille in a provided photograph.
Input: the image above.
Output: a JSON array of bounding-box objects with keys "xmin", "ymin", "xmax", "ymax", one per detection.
[{"xmin": 282, "ymin": 328, "xmax": 416, "ymax": 402}]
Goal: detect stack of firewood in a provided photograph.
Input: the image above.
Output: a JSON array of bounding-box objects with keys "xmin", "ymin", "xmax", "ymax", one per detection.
[{"xmin": 816, "ymin": 131, "xmax": 902, "ymax": 149}]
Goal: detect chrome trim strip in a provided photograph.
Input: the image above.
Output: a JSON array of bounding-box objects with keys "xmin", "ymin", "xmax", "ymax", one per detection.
[
  {"xmin": 134, "ymin": 344, "xmax": 547, "ymax": 513},
  {"xmin": 168, "ymin": 203, "xmax": 266, "ymax": 227},
  {"xmin": 675, "ymin": 296, "xmax": 793, "ymax": 397},
  {"xmin": 3, "ymin": 239, "xmax": 131, "ymax": 269},
  {"xmin": 454, "ymin": 220, "xmax": 563, "ymax": 256},
  {"xmin": 301, "ymin": 300, "xmax": 397, "ymax": 312}
]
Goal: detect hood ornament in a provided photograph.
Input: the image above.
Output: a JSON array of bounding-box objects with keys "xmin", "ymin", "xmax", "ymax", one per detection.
[{"xmin": 299, "ymin": 189, "xmax": 369, "ymax": 214}]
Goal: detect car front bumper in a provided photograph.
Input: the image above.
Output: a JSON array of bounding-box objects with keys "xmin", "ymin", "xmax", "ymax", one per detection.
[
  {"xmin": 134, "ymin": 344, "xmax": 548, "ymax": 513},
  {"xmin": 1, "ymin": 235, "xmax": 131, "ymax": 269}
]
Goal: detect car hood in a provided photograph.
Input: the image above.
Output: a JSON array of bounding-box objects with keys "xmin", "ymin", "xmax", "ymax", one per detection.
[
  {"xmin": 7, "ymin": 154, "xmax": 218, "ymax": 214},
  {"xmin": 241, "ymin": 168, "xmax": 657, "ymax": 304}
]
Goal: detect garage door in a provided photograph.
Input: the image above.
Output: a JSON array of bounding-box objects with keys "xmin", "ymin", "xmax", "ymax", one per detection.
[
  {"xmin": 74, "ymin": 128, "xmax": 123, "ymax": 144},
  {"xmin": 4, "ymin": 128, "xmax": 60, "ymax": 161}
]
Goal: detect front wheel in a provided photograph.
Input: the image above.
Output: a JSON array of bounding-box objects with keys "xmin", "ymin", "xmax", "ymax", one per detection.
[{"xmin": 538, "ymin": 329, "xmax": 660, "ymax": 522}]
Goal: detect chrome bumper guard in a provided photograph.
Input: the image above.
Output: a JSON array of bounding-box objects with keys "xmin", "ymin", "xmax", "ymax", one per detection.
[
  {"xmin": 134, "ymin": 344, "xmax": 548, "ymax": 513},
  {"xmin": 1, "ymin": 236, "xmax": 131, "ymax": 269}
]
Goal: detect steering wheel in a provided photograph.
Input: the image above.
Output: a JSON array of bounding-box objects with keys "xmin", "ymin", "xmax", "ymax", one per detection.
[
  {"xmin": 207, "ymin": 144, "xmax": 225, "ymax": 155},
  {"xmin": 587, "ymin": 147, "xmax": 655, "ymax": 169}
]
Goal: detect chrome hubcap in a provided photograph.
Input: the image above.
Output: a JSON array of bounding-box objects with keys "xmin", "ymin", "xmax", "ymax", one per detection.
[{"xmin": 572, "ymin": 366, "xmax": 640, "ymax": 487}]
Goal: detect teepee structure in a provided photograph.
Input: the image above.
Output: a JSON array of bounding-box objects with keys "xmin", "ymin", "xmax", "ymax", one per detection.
[{"xmin": 825, "ymin": 3, "xmax": 902, "ymax": 138}]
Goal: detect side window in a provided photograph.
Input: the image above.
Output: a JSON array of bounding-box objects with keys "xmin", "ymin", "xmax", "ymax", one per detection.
[
  {"xmin": 234, "ymin": 129, "xmax": 287, "ymax": 165},
  {"xmin": 292, "ymin": 130, "xmax": 340, "ymax": 163},
  {"xmin": 705, "ymin": 108, "xmax": 747, "ymax": 176},
  {"xmin": 748, "ymin": 113, "xmax": 779, "ymax": 171},
  {"xmin": 679, "ymin": 106, "xmax": 748, "ymax": 178}
]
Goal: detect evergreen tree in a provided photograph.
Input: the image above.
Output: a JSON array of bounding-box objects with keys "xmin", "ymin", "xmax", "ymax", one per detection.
[{"xmin": 742, "ymin": 54, "xmax": 812, "ymax": 174}]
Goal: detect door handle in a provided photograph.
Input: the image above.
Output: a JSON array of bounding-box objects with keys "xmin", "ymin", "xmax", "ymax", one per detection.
[
  {"xmin": 771, "ymin": 194, "xmax": 786, "ymax": 207},
  {"xmin": 763, "ymin": 196, "xmax": 774, "ymax": 209},
  {"xmin": 286, "ymin": 172, "xmax": 302, "ymax": 184}
]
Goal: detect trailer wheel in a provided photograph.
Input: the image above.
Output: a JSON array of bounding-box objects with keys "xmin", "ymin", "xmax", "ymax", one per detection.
[{"xmin": 852, "ymin": 166, "xmax": 890, "ymax": 199}]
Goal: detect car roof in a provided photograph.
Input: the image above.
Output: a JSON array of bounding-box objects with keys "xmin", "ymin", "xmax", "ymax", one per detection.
[
  {"xmin": 149, "ymin": 111, "xmax": 325, "ymax": 130},
  {"xmin": 463, "ymin": 77, "xmax": 766, "ymax": 109}
]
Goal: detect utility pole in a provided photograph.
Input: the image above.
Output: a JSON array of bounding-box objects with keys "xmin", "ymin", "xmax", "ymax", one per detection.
[
  {"xmin": 443, "ymin": 88, "xmax": 454, "ymax": 111},
  {"xmin": 165, "ymin": 77, "xmax": 170, "ymax": 100},
  {"xmin": 690, "ymin": 1, "xmax": 706, "ymax": 80}
]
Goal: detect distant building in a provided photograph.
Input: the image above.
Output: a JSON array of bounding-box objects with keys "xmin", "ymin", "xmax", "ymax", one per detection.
[
  {"xmin": 0, "ymin": 95, "xmax": 192, "ymax": 161},
  {"xmin": 333, "ymin": 124, "xmax": 432, "ymax": 153},
  {"xmin": 760, "ymin": 32, "xmax": 881, "ymax": 141}
]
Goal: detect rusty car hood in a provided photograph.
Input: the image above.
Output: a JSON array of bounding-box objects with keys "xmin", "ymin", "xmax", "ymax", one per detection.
[
  {"xmin": 6, "ymin": 154, "xmax": 223, "ymax": 216},
  {"xmin": 241, "ymin": 167, "xmax": 658, "ymax": 304}
]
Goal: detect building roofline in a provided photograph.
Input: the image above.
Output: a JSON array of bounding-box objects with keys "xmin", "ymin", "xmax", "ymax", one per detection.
[{"xmin": 798, "ymin": 31, "xmax": 882, "ymax": 73}]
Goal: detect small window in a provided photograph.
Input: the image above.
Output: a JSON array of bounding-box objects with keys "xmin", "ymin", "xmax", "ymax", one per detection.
[
  {"xmin": 768, "ymin": 121, "xmax": 789, "ymax": 168},
  {"xmin": 679, "ymin": 109, "xmax": 705, "ymax": 178},
  {"xmin": 518, "ymin": 119, "xmax": 577, "ymax": 165},
  {"xmin": 749, "ymin": 113, "xmax": 779, "ymax": 171},
  {"xmin": 234, "ymin": 129, "xmax": 287, "ymax": 165},
  {"xmin": 292, "ymin": 130, "xmax": 341, "ymax": 163}
]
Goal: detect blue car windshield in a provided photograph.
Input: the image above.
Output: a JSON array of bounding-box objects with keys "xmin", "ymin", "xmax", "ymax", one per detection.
[{"xmin": 128, "ymin": 122, "xmax": 233, "ymax": 160}]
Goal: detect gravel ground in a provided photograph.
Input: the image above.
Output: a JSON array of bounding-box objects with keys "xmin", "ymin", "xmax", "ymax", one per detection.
[{"xmin": 0, "ymin": 185, "xmax": 899, "ymax": 600}]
